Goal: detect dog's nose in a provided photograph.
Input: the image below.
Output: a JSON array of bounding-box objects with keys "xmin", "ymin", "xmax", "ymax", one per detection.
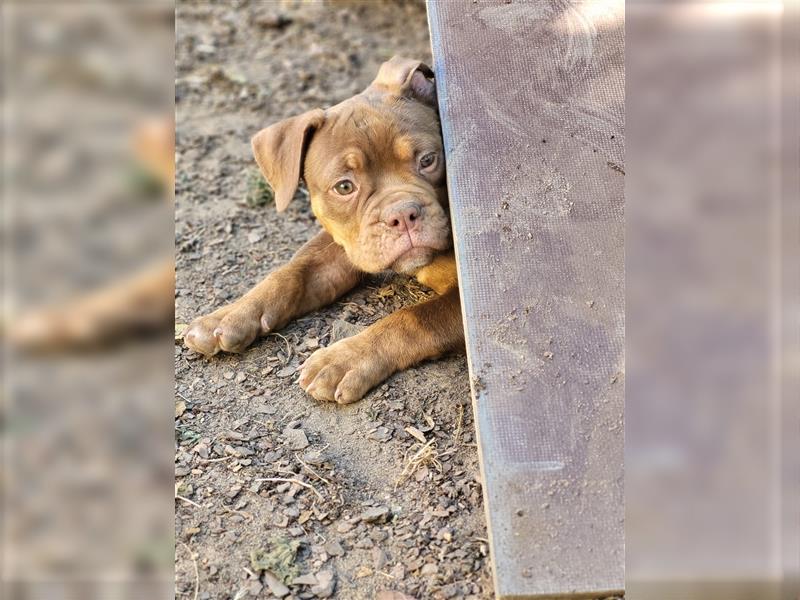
[{"xmin": 382, "ymin": 202, "xmax": 422, "ymax": 232}]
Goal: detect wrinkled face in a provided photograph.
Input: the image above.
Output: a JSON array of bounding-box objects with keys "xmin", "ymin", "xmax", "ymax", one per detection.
[{"xmin": 303, "ymin": 97, "xmax": 451, "ymax": 274}]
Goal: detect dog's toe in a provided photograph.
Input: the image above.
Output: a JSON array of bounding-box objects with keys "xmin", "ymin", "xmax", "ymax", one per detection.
[
  {"xmin": 183, "ymin": 320, "xmax": 221, "ymax": 356},
  {"xmin": 304, "ymin": 363, "xmax": 346, "ymax": 402},
  {"xmin": 184, "ymin": 301, "xmax": 265, "ymax": 356},
  {"xmin": 334, "ymin": 370, "xmax": 372, "ymax": 404},
  {"xmin": 299, "ymin": 338, "xmax": 384, "ymax": 404},
  {"xmin": 214, "ymin": 323, "xmax": 256, "ymax": 353}
]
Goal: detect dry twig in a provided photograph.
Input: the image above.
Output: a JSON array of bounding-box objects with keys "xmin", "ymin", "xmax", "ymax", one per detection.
[
  {"xmin": 294, "ymin": 452, "xmax": 331, "ymax": 485},
  {"xmin": 268, "ymin": 331, "xmax": 292, "ymax": 356},
  {"xmin": 178, "ymin": 542, "xmax": 200, "ymax": 600},
  {"xmin": 395, "ymin": 438, "xmax": 441, "ymax": 486},
  {"xmin": 453, "ymin": 404, "xmax": 465, "ymax": 443},
  {"xmin": 176, "ymin": 495, "xmax": 203, "ymax": 509}
]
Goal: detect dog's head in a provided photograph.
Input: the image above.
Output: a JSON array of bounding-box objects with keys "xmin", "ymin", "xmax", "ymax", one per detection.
[{"xmin": 251, "ymin": 56, "xmax": 450, "ymax": 274}]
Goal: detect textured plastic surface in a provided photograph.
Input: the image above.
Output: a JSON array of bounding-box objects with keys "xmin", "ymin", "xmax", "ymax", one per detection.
[{"xmin": 427, "ymin": 1, "xmax": 625, "ymax": 597}]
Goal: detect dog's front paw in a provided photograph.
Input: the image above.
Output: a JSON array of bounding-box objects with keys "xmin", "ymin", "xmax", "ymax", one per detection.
[
  {"xmin": 184, "ymin": 300, "xmax": 267, "ymax": 356},
  {"xmin": 298, "ymin": 336, "xmax": 387, "ymax": 404}
]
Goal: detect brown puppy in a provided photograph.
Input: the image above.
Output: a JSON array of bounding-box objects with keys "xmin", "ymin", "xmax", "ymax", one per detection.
[{"xmin": 184, "ymin": 57, "xmax": 464, "ymax": 404}]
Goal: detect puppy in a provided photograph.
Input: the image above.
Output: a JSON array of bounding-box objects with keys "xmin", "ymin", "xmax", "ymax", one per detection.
[{"xmin": 184, "ymin": 57, "xmax": 464, "ymax": 404}]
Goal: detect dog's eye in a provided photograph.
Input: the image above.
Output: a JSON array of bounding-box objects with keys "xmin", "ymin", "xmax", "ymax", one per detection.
[
  {"xmin": 419, "ymin": 152, "xmax": 437, "ymax": 170},
  {"xmin": 333, "ymin": 180, "xmax": 355, "ymax": 195}
]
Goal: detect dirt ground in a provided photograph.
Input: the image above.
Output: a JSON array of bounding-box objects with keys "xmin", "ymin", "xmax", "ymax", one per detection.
[{"xmin": 174, "ymin": 2, "xmax": 491, "ymax": 599}]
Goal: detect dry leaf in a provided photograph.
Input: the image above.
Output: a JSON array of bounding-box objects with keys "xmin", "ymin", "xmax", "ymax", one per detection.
[{"xmin": 404, "ymin": 426, "xmax": 427, "ymax": 443}]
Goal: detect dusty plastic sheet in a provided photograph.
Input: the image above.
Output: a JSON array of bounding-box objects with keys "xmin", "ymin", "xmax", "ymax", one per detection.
[{"xmin": 427, "ymin": 1, "xmax": 625, "ymax": 597}]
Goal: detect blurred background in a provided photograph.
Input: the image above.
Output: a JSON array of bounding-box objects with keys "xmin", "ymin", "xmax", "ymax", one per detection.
[
  {"xmin": 0, "ymin": 1, "xmax": 797, "ymax": 599},
  {"xmin": 626, "ymin": 1, "xmax": 798, "ymax": 598},
  {"xmin": 2, "ymin": 2, "xmax": 174, "ymax": 599}
]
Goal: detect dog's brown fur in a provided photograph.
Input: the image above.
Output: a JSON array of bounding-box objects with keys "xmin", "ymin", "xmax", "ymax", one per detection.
[{"xmin": 184, "ymin": 57, "xmax": 464, "ymax": 404}]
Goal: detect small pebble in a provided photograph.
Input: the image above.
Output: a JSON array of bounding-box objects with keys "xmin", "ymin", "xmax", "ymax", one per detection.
[
  {"xmin": 284, "ymin": 428, "xmax": 309, "ymax": 450},
  {"xmin": 292, "ymin": 573, "xmax": 318, "ymax": 586},
  {"xmin": 263, "ymin": 571, "xmax": 289, "ymax": 597},
  {"xmin": 421, "ymin": 563, "xmax": 439, "ymax": 576},
  {"xmin": 360, "ymin": 506, "xmax": 390, "ymax": 524},
  {"xmin": 324, "ymin": 540, "xmax": 345, "ymax": 557},
  {"xmin": 310, "ymin": 568, "xmax": 336, "ymax": 598}
]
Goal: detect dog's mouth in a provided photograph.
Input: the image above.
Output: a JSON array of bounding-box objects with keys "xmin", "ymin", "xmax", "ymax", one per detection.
[
  {"xmin": 391, "ymin": 246, "xmax": 436, "ymax": 274},
  {"xmin": 391, "ymin": 221, "xmax": 450, "ymax": 274},
  {"xmin": 388, "ymin": 230, "xmax": 451, "ymax": 273},
  {"xmin": 348, "ymin": 210, "xmax": 452, "ymax": 274}
]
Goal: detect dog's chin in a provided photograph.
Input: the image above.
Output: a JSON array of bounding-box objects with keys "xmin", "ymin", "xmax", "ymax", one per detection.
[{"xmin": 389, "ymin": 246, "xmax": 437, "ymax": 274}]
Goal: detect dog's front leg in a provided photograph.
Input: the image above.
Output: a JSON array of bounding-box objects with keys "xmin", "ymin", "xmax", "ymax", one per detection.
[
  {"xmin": 184, "ymin": 231, "xmax": 360, "ymax": 355},
  {"xmin": 298, "ymin": 285, "xmax": 464, "ymax": 403}
]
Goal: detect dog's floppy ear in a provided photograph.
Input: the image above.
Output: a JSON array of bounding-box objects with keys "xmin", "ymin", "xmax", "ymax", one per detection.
[
  {"xmin": 370, "ymin": 56, "xmax": 436, "ymax": 106},
  {"xmin": 251, "ymin": 108, "xmax": 325, "ymax": 212}
]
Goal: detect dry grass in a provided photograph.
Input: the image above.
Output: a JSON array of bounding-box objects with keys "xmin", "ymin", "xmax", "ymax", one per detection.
[
  {"xmin": 178, "ymin": 542, "xmax": 200, "ymax": 600},
  {"xmin": 453, "ymin": 403, "xmax": 465, "ymax": 444},
  {"xmin": 395, "ymin": 437, "xmax": 442, "ymax": 487}
]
